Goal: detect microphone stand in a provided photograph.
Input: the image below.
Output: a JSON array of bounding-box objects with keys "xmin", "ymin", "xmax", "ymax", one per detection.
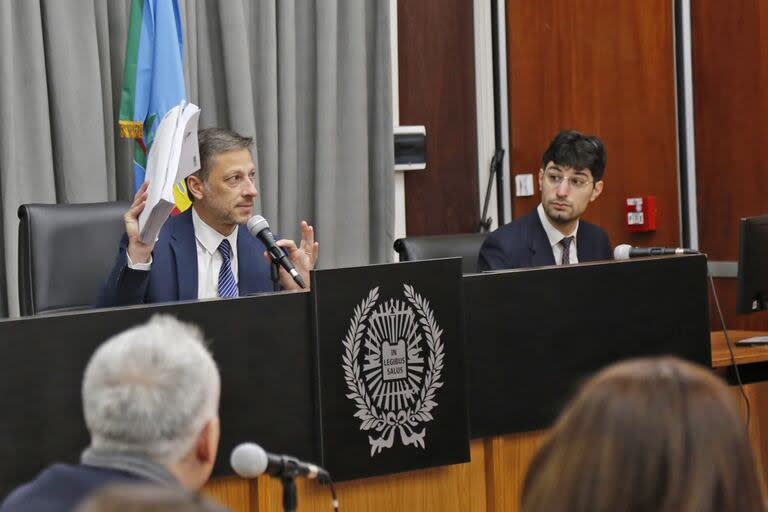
[
  {"xmin": 278, "ymin": 456, "xmax": 305, "ymax": 512},
  {"xmin": 270, "ymin": 260, "xmax": 281, "ymax": 292},
  {"xmin": 281, "ymin": 475, "xmax": 298, "ymax": 512}
]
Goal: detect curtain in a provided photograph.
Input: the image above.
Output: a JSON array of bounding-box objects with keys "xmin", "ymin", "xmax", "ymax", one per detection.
[{"xmin": 0, "ymin": 0, "xmax": 394, "ymax": 317}]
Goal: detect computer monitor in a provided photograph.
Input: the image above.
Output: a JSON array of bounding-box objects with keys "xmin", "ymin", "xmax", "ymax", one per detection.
[{"xmin": 735, "ymin": 214, "xmax": 768, "ymax": 344}]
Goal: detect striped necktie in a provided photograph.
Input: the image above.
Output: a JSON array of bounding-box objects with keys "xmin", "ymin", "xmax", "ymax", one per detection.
[
  {"xmin": 560, "ymin": 236, "xmax": 574, "ymax": 265},
  {"xmin": 217, "ymin": 239, "xmax": 239, "ymax": 298}
]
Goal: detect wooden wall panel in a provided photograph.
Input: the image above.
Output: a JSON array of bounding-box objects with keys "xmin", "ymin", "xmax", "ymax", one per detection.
[
  {"xmin": 692, "ymin": 1, "xmax": 768, "ymax": 261},
  {"xmin": 691, "ymin": 1, "xmax": 768, "ymax": 331},
  {"xmin": 484, "ymin": 431, "xmax": 547, "ymax": 512},
  {"xmin": 735, "ymin": 381, "xmax": 768, "ymax": 490},
  {"xmin": 398, "ymin": 0, "xmax": 479, "ymax": 235},
  {"xmin": 203, "ymin": 476, "xmax": 256, "ymax": 512},
  {"xmin": 505, "ymin": 0, "xmax": 680, "ymax": 248}
]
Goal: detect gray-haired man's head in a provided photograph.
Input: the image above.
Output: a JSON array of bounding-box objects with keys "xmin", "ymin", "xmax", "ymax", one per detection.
[{"xmin": 82, "ymin": 315, "xmax": 221, "ymax": 484}]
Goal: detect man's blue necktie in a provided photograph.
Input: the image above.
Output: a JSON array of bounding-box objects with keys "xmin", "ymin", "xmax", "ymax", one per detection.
[
  {"xmin": 217, "ymin": 239, "xmax": 239, "ymax": 298},
  {"xmin": 560, "ymin": 236, "xmax": 574, "ymax": 265}
]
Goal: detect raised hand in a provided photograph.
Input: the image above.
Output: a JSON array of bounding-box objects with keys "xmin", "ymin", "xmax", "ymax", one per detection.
[
  {"xmin": 265, "ymin": 221, "xmax": 319, "ymax": 290},
  {"xmin": 125, "ymin": 181, "xmax": 155, "ymax": 264}
]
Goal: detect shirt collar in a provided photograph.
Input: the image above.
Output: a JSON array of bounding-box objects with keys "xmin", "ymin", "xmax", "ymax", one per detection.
[
  {"xmin": 81, "ymin": 446, "xmax": 180, "ymax": 487},
  {"xmin": 537, "ymin": 203, "xmax": 579, "ymax": 248},
  {"xmin": 192, "ymin": 207, "xmax": 238, "ymax": 255}
]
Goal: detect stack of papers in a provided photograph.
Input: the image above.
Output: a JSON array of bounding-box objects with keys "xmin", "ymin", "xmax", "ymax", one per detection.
[{"xmin": 138, "ymin": 101, "xmax": 202, "ymax": 243}]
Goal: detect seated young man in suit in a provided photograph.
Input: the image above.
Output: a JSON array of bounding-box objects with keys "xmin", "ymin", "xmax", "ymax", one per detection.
[
  {"xmin": 478, "ymin": 130, "xmax": 611, "ymax": 270},
  {"xmin": 98, "ymin": 128, "xmax": 319, "ymax": 307}
]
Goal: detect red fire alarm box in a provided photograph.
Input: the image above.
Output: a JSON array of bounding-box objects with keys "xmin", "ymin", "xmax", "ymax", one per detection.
[{"xmin": 625, "ymin": 196, "xmax": 657, "ymax": 232}]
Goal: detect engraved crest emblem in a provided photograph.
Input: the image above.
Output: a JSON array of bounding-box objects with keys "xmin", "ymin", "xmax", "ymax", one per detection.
[{"xmin": 342, "ymin": 284, "xmax": 445, "ymax": 455}]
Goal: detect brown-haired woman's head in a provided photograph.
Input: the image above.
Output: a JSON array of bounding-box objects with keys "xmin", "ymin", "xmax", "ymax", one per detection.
[{"xmin": 521, "ymin": 357, "xmax": 765, "ymax": 512}]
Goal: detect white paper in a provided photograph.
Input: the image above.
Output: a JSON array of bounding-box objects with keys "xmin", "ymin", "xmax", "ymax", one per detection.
[{"xmin": 138, "ymin": 101, "xmax": 202, "ymax": 243}]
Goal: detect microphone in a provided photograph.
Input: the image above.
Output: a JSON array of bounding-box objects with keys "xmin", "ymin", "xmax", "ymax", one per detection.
[
  {"xmin": 230, "ymin": 443, "xmax": 329, "ymax": 482},
  {"xmin": 247, "ymin": 216, "xmax": 306, "ymax": 289},
  {"xmin": 613, "ymin": 244, "xmax": 699, "ymax": 260}
]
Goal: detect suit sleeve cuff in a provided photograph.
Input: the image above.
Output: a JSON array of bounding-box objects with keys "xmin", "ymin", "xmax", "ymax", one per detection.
[{"xmin": 126, "ymin": 252, "xmax": 153, "ymax": 271}]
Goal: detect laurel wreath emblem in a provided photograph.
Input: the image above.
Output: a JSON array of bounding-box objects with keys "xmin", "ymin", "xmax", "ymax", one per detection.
[{"xmin": 342, "ymin": 284, "xmax": 445, "ymax": 456}]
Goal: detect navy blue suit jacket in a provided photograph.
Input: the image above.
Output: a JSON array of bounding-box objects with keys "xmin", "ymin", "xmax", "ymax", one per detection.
[
  {"xmin": 97, "ymin": 210, "xmax": 273, "ymax": 307},
  {"xmin": 0, "ymin": 464, "xmax": 140, "ymax": 512},
  {"xmin": 477, "ymin": 208, "xmax": 612, "ymax": 271}
]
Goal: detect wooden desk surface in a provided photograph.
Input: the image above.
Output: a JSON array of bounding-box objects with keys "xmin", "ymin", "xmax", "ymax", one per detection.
[{"xmin": 711, "ymin": 331, "xmax": 768, "ymax": 367}]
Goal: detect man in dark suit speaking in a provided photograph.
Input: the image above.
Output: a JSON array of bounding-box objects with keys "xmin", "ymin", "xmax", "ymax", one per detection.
[
  {"xmin": 478, "ymin": 130, "xmax": 611, "ymax": 271},
  {"xmin": 98, "ymin": 128, "xmax": 318, "ymax": 307}
]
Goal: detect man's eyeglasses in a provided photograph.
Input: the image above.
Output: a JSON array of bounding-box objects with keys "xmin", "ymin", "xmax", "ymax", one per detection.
[{"xmin": 543, "ymin": 169, "xmax": 594, "ymax": 190}]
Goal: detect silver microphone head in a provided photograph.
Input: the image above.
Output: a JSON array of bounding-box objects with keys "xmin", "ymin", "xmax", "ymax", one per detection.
[
  {"xmin": 246, "ymin": 215, "xmax": 269, "ymax": 237},
  {"xmin": 613, "ymin": 244, "xmax": 632, "ymax": 261},
  {"xmin": 230, "ymin": 442, "xmax": 269, "ymax": 478}
]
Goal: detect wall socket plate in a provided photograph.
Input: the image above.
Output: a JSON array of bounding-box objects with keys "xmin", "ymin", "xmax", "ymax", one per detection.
[{"xmin": 515, "ymin": 174, "xmax": 534, "ymax": 197}]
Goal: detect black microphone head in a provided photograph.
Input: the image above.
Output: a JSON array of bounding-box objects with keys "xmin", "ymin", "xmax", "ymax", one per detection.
[
  {"xmin": 231, "ymin": 442, "xmax": 269, "ymax": 478},
  {"xmin": 613, "ymin": 244, "xmax": 632, "ymax": 261},
  {"xmin": 247, "ymin": 215, "xmax": 269, "ymax": 237}
]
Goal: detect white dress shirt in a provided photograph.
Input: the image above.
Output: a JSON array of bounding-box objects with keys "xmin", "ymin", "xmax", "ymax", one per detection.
[
  {"xmin": 537, "ymin": 203, "xmax": 579, "ymax": 265},
  {"xmin": 192, "ymin": 208, "xmax": 239, "ymax": 299},
  {"xmin": 126, "ymin": 207, "xmax": 239, "ymax": 299}
]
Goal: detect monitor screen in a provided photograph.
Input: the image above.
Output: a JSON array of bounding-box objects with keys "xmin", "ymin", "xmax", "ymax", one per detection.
[{"xmin": 737, "ymin": 214, "xmax": 768, "ymax": 314}]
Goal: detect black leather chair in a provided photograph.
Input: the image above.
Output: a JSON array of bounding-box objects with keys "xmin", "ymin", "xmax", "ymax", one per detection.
[
  {"xmin": 18, "ymin": 201, "xmax": 129, "ymax": 316},
  {"xmin": 393, "ymin": 232, "xmax": 488, "ymax": 274}
]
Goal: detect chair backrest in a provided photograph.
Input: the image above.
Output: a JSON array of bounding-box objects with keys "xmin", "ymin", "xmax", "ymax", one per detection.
[
  {"xmin": 393, "ymin": 232, "xmax": 488, "ymax": 274},
  {"xmin": 18, "ymin": 201, "xmax": 129, "ymax": 316}
]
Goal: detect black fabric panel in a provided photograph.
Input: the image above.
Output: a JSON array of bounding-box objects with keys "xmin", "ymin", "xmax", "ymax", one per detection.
[
  {"xmin": 0, "ymin": 291, "xmax": 315, "ymax": 496},
  {"xmin": 465, "ymin": 255, "xmax": 711, "ymax": 437}
]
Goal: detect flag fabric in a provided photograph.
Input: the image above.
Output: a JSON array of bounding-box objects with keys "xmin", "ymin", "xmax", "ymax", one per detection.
[{"xmin": 119, "ymin": 0, "xmax": 192, "ymax": 214}]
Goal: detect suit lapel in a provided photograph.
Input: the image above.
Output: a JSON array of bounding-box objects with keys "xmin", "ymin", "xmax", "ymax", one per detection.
[
  {"xmin": 528, "ymin": 211, "xmax": 556, "ymax": 266},
  {"xmin": 237, "ymin": 225, "xmax": 264, "ymax": 294},
  {"xmin": 169, "ymin": 211, "xmax": 198, "ymax": 300},
  {"xmin": 576, "ymin": 228, "xmax": 593, "ymax": 262}
]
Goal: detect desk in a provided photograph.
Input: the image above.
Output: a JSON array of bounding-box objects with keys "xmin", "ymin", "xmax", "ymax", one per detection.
[
  {"xmin": 710, "ymin": 330, "xmax": 768, "ymax": 495},
  {"xmin": 0, "ymin": 256, "xmax": 711, "ymax": 512},
  {"xmin": 202, "ymin": 330, "xmax": 768, "ymax": 512},
  {"xmin": 711, "ymin": 330, "xmax": 768, "ymax": 385},
  {"xmin": 711, "ymin": 331, "xmax": 768, "ymax": 367}
]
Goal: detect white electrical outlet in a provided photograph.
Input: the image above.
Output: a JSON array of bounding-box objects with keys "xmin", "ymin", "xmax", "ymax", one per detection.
[{"xmin": 515, "ymin": 174, "xmax": 534, "ymax": 197}]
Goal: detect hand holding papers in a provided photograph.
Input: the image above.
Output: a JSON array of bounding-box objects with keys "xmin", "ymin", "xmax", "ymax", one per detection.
[{"xmin": 138, "ymin": 102, "xmax": 201, "ymax": 243}]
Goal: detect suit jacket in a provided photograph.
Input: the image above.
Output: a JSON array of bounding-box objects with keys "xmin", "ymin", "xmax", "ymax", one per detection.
[
  {"xmin": 97, "ymin": 210, "xmax": 273, "ymax": 307},
  {"xmin": 477, "ymin": 208, "xmax": 612, "ymax": 271},
  {"xmin": 0, "ymin": 464, "xmax": 140, "ymax": 512},
  {"xmin": 0, "ymin": 452, "xmax": 227, "ymax": 512}
]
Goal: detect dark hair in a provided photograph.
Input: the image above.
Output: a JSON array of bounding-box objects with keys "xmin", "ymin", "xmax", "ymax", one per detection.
[
  {"xmin": 521, "ymin": 357, "xmax": 765, "ymax": 512},
  {"xmin": 541, "ymin": 130, "xmax": 606, "ymax": 181},
  {"xmin": 186, "ymin": 128, "xmax": 254, "ymax": 201},
  {"xmin": 77, "ymin": 483, "xmax": 221, "ymax": 512}
]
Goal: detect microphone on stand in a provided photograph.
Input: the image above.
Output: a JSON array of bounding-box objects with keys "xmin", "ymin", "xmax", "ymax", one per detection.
[
  {"xmin": 231, "ymin": 443, "xmax": 336, "ymax": 512},
  {"xmin": 613, "ymin": 244, "xmax": 699, "ymax": 261},
  {"xmin": 230, "ymin": 443, "xmax": 329, "ymax": 482}
]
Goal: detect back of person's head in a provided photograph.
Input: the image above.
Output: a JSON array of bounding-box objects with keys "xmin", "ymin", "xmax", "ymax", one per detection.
[
  {"xmin": 77, "ymin": 483, "xmax": 223, "ymax": 512},
  {"xmin": 82, "ymin": 314, "xmax": 220, "ymax": 465},
  {"xmin": 521, "ymin": 357, "xmax": 765, "ymax": 512},
  {"xmin": 541, "ymin": 130, "xmax": 606, "ymax": 181}
]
